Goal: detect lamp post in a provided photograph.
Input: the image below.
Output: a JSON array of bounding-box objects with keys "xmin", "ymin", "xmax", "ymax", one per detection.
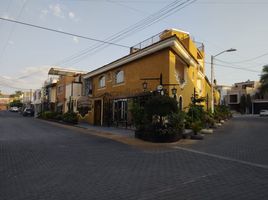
[
  {"xmin": 211, "ymin": 48, "xmax": 236, "ymax": 113},
  {"xmin": 171, "ymin": 87, "xmax": 177, "ymax": 99},
  {"xmin": 141, "ymin": 73, "xmax": 181, "ymax": 97}
]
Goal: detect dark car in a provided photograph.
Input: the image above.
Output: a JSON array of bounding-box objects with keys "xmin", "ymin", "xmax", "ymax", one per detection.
[{"xmin": 22, "ymin": 108, "xmax": 34, "ymax": 116}]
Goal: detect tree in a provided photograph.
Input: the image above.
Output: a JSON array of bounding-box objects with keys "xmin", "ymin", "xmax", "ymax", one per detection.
[
  {"xmin": 10, "ymin": 90, "xmax": 23, "ymax": 98},
  {"xmin": 145, "ymin": 95, "xmax": 178, "ymax": 124},
  {"xmin": 9, "ymin": 100, "xmax": 23, "ymax": 108},
  {"xmin": 260, "ymin": 65, "xmax": 268, "ymax": 95}
]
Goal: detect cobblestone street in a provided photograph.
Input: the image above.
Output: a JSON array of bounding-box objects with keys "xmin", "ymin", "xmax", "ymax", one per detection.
[{"xmin": 1, "ymin": 111, "xmax": 268, "ymax": 200}]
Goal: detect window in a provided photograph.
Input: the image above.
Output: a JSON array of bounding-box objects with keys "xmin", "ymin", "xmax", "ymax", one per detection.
[
  {"xmin": 229, "ymin": 94, "xmax": 238, "ymax": 103},
  {"xmin": 115, "ymin": 70, "xmax": 124, "ymax": 84},
  {"xmin": 113, "ymin": 99, "xmax": 127, "ymax": 122},
  {"xmin": 84, "ymin": 78, "xmax": 93, "ymax": 95},
  {"xmin": 99, "ymin": 76, "xmax": 106, "ymax": 88}
]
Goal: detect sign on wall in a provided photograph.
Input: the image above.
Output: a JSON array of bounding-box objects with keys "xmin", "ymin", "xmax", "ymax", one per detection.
[{"xmin": 77, "ymin": 96, "xmax": 92, "ymax": 117}]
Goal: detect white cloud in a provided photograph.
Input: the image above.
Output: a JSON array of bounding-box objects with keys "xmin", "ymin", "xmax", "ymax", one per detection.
[
  {"xmin": 40, "ymin": 4, "xmax": 79, "ymax": 21},
  {"xmin": 68, "ymin": 12, "xmax": 75, "ymax": 19},
  {"xmin": 49, "ymin": 4, "xmax": 64, "ymax": 18},
  {"xmin": 0, "ymin": 66, "xmax": 51, "ymax": 90},
  {"xmin": 72, "ymin": 36, "xmax": 79, "ymax": 44},
  {"xmin": 1, "ymin": 13, "xmax": 14, "ymax": 20}
]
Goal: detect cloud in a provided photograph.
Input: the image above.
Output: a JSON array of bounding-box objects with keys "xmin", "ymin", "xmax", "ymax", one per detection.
[
  {"xmin": 72, "ymin": 36, "xmax": 79, "ymax": 44},
  {"xmin": 68, "ymin": 12, "xmax": 75, "ymax": 19},
  {"xmin": 1, "ymin": 13, "xmax": 14, "ymax": 20},
  {"xmin": 40, "ymin": 4, "xmax": 78, "ymax": 21},
  {"xmin": 49, "ymin": 4, "xmax": 64, "ymax": 18}
]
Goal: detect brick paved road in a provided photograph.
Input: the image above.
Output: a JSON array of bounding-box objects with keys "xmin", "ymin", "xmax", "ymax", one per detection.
[{"xmin": 1, "ymin": 111, "xmax": 268, "ymax": 200}]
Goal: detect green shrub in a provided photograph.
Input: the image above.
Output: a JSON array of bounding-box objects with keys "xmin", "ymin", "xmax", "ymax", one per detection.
[
  {"xmin": 167, "ymin": 112, "xmax": 185, "ymax": 132},
  {"xmin": 131, "ymin": 95, "xmax": 185, "ymax": 142},
  {"xmin": 191, "ymin": 121, "xmax": 203, "ymax": 134},
  {"xmin": 62, "ymin": 112, "xmax": 78, "ymax": 124},
  {"xmin": 203, "ymin": 112, "xmax": 215, "ymax": 128},
  {"xmin": 214, "ymin": 105, "xmax": 232, "ymax": 121},
  {"xmin": 41, "ymin": 111, "xmax": 58, "ymax": 119},
  {"xmin": 130, "ymin": 102, "xmax": 147, "ymax": 131},
  {"xmin": 144, "ymin": 95, "xmax": 178, "ymax": 124}
]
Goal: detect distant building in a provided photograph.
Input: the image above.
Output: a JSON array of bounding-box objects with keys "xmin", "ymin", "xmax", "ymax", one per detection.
[
  {"xmin": 48, "ymin": 68, "xmax": 86, "ymax": 113},
  {"xmin": 0, "ymin": 94, "xmax": 11, "ymax": 110},
  {"xmin": 215, "ymin": 85, "xmax": 232, "ymax": 105},
  {"xmin": 21, "ymin": 91, "xmax": 33, "ymax": 106},
  {"xmin": 32, "ymin": 89, "xmax": 42, "ymax": 116},
  {"xmin": 226, "ymin": 80, "xmax": 260, "ymax": 113}
]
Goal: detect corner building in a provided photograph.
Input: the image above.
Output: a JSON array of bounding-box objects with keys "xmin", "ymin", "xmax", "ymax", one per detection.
[{"xmin": 81, "ymin": 29, "xmax": 214, "ymax": 126}]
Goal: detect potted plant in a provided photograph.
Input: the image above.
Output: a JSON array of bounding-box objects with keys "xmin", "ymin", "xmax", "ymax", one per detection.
[{"xmin": 190, "ymin": 121, "xmax": 204, "ymax": 140}]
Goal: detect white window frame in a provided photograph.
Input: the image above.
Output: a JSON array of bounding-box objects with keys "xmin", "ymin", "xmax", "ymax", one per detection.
[
  {"xmin": 115, "ymin": 70, "xmax": 124, "ymax": 84},
  {"xmin": 99, "ymin": 75, "xmax": 106, "ymax": 88}
]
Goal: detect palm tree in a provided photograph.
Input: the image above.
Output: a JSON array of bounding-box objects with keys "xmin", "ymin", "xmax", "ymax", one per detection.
[{"xmin": 260, "ymin": 65, "xmax": 268, "ymax": 95}]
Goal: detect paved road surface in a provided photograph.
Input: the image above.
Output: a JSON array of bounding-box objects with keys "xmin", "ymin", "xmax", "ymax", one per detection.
[{"xmin": 1, "ymin": 111, "xmax": 268, "ymax": 200}]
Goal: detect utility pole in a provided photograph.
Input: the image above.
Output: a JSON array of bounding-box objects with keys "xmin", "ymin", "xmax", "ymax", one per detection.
[
  {"xmin": 211, "ymin": 48, "xmax": 236, "ymax": 113},
  {"xmin": 211, "ymin": 56, "xmax": 214, "ymax": 113}
]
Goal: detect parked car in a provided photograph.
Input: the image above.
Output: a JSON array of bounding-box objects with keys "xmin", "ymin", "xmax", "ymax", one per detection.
[
  {"xmin": 259, "ymin": 110, "xmax": 268, "ymax": 117},
  {"xmin": 9, "ymin": 106, "xmax": 19, "ymax": 112},
  {"xmin": 22, "ymin": 108, "xmax": 34, "ymax": 116}
]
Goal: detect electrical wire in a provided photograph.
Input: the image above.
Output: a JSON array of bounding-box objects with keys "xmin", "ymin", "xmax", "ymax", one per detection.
[
  {"xmin": 0, "ymin": 0, "xmax": 28, "ymax": 61},
  {"xmin": 56, "ymin": 0, "xmax": 197, "ymax": 66},
  {"xmin": 55, "ymin": 0, "xmax": 186, "ymax": 66},
  {"xmin": 205, "ymin": 62, "xmax": 261, "ymax": 73},
  {"xmin": 215, "ymin": 52, "xmax": 268, "ymax": 64},
  {"xmin": 0, "ymin": 17, "xmax": 130, "ymax": 48}
]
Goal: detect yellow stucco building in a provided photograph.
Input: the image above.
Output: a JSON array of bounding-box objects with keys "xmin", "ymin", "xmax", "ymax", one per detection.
[{"xmin": 80, "ymin": 29, "xmax": 219, "ymax": 126}]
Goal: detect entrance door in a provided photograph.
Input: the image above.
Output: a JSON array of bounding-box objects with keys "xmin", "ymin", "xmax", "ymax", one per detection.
[{"xmin": 94, "ymin": 100, "xmax": 102, "ymax": 125}]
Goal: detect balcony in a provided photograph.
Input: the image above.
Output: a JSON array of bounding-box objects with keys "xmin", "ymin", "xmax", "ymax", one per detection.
[{"xmin": 130, "ymin": 32, "xmax": 162, "ymax": 54}]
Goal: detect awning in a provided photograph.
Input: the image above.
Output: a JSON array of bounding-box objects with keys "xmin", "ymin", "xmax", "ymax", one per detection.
[{"xmin": 48, "ymin": 67, "xmax": 87, "ymax": 77}]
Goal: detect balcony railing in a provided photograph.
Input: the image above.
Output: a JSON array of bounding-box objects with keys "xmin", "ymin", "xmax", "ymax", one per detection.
[
  {"xmin": 130, "ymin": 30, "xmax": 204, "ymax": 54},
  {"xmin": 130, "ymin": 32, "xmax": 163, "ymax": 53},
  {"xmin": 194, "ymin": 41, "xmax": 204, "ymax": 52}
]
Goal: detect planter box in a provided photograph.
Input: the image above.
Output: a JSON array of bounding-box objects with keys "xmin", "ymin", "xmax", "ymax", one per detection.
[
  {"xmin": 201, "ymin": 129, "xmax": 213, "ymax": 134},
  {"xmin": 135, "ymin": 130, "xmax": 182, "ymax": 143},
  {"xmin": 182, "ymin": 129, "xmax": 193, "ymax": 139},
  {"xmin": 190, "ymin": 134, "xmax": 204, "ymax": 140},
  {"xmin": 215, "ymin": 122, "xmax": 222, "ymax": 127}
]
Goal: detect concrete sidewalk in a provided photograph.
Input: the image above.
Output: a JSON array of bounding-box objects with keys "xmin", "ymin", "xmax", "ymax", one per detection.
[{"xmin": 75, "ymin": 122, "xmax": 135, "ymax": 138}]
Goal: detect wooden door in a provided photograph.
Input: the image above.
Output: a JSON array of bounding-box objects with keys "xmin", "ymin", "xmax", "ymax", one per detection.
[{"xmin": 94, "ymin": 100, "xmax": 102, "ymax": 125}]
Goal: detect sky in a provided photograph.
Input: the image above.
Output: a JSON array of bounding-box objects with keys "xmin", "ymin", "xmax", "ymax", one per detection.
[{"xmin": 0, "ymin": 0, "xmax": 267, "ymax": 94}]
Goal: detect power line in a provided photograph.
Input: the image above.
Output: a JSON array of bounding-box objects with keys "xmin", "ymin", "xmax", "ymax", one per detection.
[
  {"xmin": 56, "ymin": 0, "xmax": 197, "ymax": 66},
  {"xmin": 0, "ymin": 0, "xmax": 28, "ymax": 61},
  {"xmin": 55, "ymin": 0, "xmax": 186, "ymax": 65},
  {"xmin": 215, "ymin": 52, "xmax": 268, "ymax": 64},
  {"xmin": 205, "ymin": 62, "xmax": 261, "ymax": 73},
  {"xmin": 0, "ymin": 17, "xmax": 130, "ymax": 48}
]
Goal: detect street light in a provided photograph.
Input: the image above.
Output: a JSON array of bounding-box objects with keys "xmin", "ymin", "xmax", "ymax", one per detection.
[
  {"xmin": 171, "ymin": 87, "xmax": 177, "ymax": 98},
  {"xmin": 142, "ymin": 81, "xmax": 148, "ymax": 91},
  {"xmin": 211, "ymin": 48, "xmax": 236, "ymax": 113}
]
